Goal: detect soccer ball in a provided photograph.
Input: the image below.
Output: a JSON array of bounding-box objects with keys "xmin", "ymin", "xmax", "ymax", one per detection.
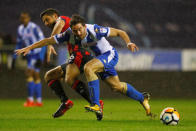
[{"xmin": 160, "ymin": 107, "xmax": 180, "ymax": 125}]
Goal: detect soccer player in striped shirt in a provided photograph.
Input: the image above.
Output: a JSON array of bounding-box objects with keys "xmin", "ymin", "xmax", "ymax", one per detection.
[{"xmin": 13, "ymin": 12, "xmax": 46, "ymax": 107}]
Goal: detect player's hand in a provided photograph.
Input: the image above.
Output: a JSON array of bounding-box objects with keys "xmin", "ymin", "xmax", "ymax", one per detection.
[
  {"xmin": 127, "ymin": 43, "xmax": 139, "ymax": 52},
  {"xmin": 47, "ymin": 45, "xmax": 57, "ymax": 63},
  {"xmin": 15, "ymin": 47, "xmax": 30, "ymax": 56}
]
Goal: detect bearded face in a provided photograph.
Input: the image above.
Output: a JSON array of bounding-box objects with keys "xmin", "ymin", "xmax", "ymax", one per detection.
[{"xmin": 42, "ymin": 15, "xmax": 57, "ymax": 29}]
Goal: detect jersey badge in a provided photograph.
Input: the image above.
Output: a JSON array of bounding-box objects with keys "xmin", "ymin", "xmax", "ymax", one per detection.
[
  {"xmin": 95, "ymin": 28, "xmax": 98, "ymax": 33},
  {"xmin": 100, "ymin": 28, "xmax": 107, "ymax": 33}
]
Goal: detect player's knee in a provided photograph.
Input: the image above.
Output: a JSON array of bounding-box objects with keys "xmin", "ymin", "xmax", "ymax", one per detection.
[
  {"xmin": 84, "ymin": 64, "xmax": 89, "ymax": 73},
  {"xmin": 65, "ymin": 76, "xmax": 74, "ymax": 86},
  {"xmin": 27, "ymin": 76, "xmax": 34, "ymax": 82},
  {"xmin": 111, "ymin": 83, "xmax": 123, "ymax": 93},
  {"xmin": 34, "ymin": 79, "xmax": 41, "ymax": 84},
  {"xmin": 111, "ymin": 86, "xmax": 122, "ymax": 92},
  {"xmin": 84, "ymin": 64, "xmax": 93, "ymax": 76}
]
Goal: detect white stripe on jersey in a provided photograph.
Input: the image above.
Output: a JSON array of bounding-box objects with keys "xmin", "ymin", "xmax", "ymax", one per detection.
[
  {"xmin": 108, "ymin": 49, "xmax": 115, "ymax": 63},
  {"xmin": 84, "ymin": 24, "xmax": 113, "ymax": 55}
]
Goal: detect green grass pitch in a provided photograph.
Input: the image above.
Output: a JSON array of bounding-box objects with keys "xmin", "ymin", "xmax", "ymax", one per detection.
[{"xmin": 0, "ymin": 99, "xmax": 196, "ymax": 131}]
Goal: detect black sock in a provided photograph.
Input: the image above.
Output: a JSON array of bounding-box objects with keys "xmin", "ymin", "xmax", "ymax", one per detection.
[
  {"xmin": 72, "ymin": 80, "xmax": 92, "ymax": 104},
  {"xmin": 48, "ymin": 80, "xmax": 69, "ymax": 103}
]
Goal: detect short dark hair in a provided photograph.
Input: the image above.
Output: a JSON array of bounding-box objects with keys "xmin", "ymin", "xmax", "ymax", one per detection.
[
  {"xmin": 70, "ymin": 14, "xmax": 86, "ymax": 28},
  {"xmin": 20, "ymin": 11, "xmax": 30, "ymax": 17},
  {"xmin": 40, "ymin": 8, "xmax": 60, "ymax": 18}
]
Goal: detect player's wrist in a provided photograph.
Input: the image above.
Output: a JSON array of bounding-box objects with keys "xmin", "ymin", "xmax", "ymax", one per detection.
[{"xmin": 28, "ymin": 46, "xmax": 33, "ymax": 50}]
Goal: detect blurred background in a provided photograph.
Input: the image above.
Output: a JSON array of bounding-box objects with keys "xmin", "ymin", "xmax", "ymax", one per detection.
[{"xmin": 0, "ymin": 0, "xmax": 195, "ymax": 99}]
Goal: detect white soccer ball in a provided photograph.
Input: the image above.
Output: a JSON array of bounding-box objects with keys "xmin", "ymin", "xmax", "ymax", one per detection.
[{"xmin": 160, "ymin": 107, "xmax": 180, "ymax": 125}]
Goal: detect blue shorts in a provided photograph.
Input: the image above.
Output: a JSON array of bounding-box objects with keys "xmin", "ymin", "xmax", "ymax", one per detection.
[
  {"xmin": 97, "ymin": 48, "xmax": 118, "ymax": 80},
  {"xmin": 27, "ymin": 54, "xmax": 41, "ymax": 72}
]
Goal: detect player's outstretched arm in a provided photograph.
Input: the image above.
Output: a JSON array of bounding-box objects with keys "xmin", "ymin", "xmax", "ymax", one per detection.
[
  {"xmin": 15, "ymin": 36, "xmax": 56, "ymax": 56},
  {"xmin": 109, "ymin": 28, "xmax": 139, "ymax": 52}
]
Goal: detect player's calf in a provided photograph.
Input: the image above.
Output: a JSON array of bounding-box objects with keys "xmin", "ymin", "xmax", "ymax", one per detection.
[
  {"xmin": 71, "ymin": 80, "xmax": 92, "ymax": 104},
  {"xmin": 47, "ymin": 79, "xmax": 74, "ymax": 117},
  {"xmin": 48, "ymin": 79, "xmax": 69, "ymax": 102}
]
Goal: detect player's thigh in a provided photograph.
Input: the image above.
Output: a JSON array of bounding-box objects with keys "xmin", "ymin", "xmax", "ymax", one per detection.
[
  {"xmin": 25, "ymin": 68, "xmax": 34, "ymax": 77},
  {"xmin": 44, "ymin": 66, "xmax": 64, "ymax": 82},
  {"xmin": 65, "ymin": 63, "xmax": 80, "ymax": 85},
  {"xmin": 84, "ymin": 58, "xmax": 104, "ymax": 73}
]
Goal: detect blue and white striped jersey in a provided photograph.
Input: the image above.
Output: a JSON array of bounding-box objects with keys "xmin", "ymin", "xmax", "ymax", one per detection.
[
  {"xmin": 81, "ymin": 24, "xmax": 113, "ymax": 56},
  {"xmin": 54, "ymin": 24, "xmax": 113, "ymax": 56},
  {"xmin": 15, "ymin": 22, "xmax": 45, "ymax": 56}
]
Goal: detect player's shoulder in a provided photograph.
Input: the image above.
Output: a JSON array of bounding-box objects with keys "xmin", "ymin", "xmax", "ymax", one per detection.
[
  {"xmin": 58, "ymin": 16, "xmax": 71, "ymax": 22},
  {"xmin": 29, "ymin": 22, "xmax": 40, "ymax": 29},
  {"xmin": 86, "ymin": 24, "xmax": 98, "ymax": 35},
  {"xmin": 17, "ymin": 24, "xmax": 24, "ymax": 34},
  {"xmin": 86, "ymin": 24, "xmax": 94, "ymax": 28},
  {"xmin": 86, "ymin": 24, "xmax": 100, "ymax": 30},
  {"xmin": 59, "ymin": 16, "xmax": 70, "ymax": 19},
  {"xmin": 87, "ymin": 24, "xmax": 108, "ymax": 35},
  {"xmin": 18, "ymin": 24, "xmax": 23, "ymax": 30}
]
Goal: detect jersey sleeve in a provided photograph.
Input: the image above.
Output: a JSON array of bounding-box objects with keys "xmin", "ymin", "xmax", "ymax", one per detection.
[
  {"xmin": 53, "ymin": 28, "xmax": 71, "ymax": 44},
  {"xmin": 93, "ymin": 24, "xmax": 110, "ymax": 40},
  {"xmin": 58, "ymin": 16, "xmax": 71, "ymax": 32},
  {"xmin": 58, "ymin": 16, "xmax": 65, "ymax": 22}
]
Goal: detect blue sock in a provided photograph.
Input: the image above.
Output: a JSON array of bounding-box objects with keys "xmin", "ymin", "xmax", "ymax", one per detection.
[
  {"xmin": 27, "ymin": 81, "xmax": 35, "ymax": 97},
  {"xmin": 126, "ymin": 83, "xmax": 144, "ymax": 102},
  {"xmin": 88, "ymin": 79, "xmax": 100, "ymax": 106},
  {"xmin": 34, "ymin": 82, "xmax": 42, "ymax": 98}
]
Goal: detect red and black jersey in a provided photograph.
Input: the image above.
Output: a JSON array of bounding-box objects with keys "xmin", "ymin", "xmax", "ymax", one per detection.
[
  {"xmin": 58, "ymin": 16, "xmax": 71, "ymax": 33},
  {"xmin": 58, "ymin": 16, "xmax": 73, "ymax": 54},
  {"xmin": 54, "ymin": 22, "xmax": 94, "ymax": 72}
]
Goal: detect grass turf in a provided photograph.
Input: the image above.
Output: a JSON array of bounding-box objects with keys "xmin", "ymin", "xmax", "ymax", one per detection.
[{"xmin": 0, "ymin": 99, "xmax": 196, "ymax": 131}]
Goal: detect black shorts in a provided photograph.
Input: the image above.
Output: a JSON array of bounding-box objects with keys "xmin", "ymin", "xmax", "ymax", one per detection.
[{"xmin": 61, "ymin": 49, "xmax": 93, "ymax": 76}]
